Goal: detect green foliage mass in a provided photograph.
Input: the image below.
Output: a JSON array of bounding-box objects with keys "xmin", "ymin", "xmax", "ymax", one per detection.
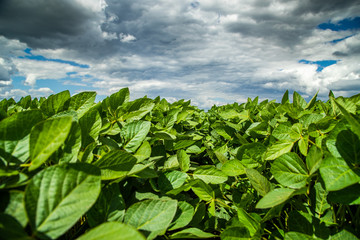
[{"xmin": 0, "ymin": 88, "xmax": 360, "ymax": 239}]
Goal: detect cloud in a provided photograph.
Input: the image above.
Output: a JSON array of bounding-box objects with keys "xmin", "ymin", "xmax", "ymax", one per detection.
[{"xmin": 0, "ymin": 0, "xmax": 359, "ymax": 108}]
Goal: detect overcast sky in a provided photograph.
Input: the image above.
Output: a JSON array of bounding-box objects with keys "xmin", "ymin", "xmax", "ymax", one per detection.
[{"xmin": 0, "ymin": 0, "xmax": 359, "ymax": 108}]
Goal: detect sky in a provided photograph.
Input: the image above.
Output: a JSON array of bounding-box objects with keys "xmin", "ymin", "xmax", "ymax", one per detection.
[{"xmin": 0, "ymin": 0, "xmax": 359, "ymax": 109}]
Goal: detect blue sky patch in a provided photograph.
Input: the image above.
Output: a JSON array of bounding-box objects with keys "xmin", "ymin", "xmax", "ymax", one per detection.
[
  {"xmin": 19, "ymin": 48, "xmax": 89, "ymax": 68},
  {"xmin": 299, "ymin": 59, "xmax": 338, "ymax": 72},
  {"xmin": 328, "ymin": 35, "xmax": 353, "ymax": 44},
  {"xmin": 318, "ymin": 17, "xmax": 360, "ymax": 31}
]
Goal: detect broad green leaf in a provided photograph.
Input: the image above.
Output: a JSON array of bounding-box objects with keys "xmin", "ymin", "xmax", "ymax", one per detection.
[
  {"xmin": 333, "ymin": 97, "xmax": 360, "ymax": 138},
  {"xmin": 306, "ymin": 146, "xmax": 323, "ymax": 175},
  {"xmin": 170, "ymin": 228, "xmax": 216, "ymax": 239},
  {"xmin": 271, "ymin": 152, "xmax": 309, "ymax": 189},
  {"xmin": 298, "ymin": 134, "xmax": 309, "ymax": 156},
  {"xmin": 59, "ymin": 120, "xmax": 82, "ymax": 163},
  {"xmin": 121, "ymin": 120, "xmax": 151, "ymax": 152},
  {"xmin": 222, "ymin": 159, "xmax": 246, "ymax": 176},
  {"xmin": 293, "ymin": 91, "xmax": 306, "ymax": 109},
  {"xmin": 105, "ymin": 87, "xmax": 130, "ymax": 113},
  {"xmin": 93, "ymin": 150, "xmax": 137, "ymax": 180},
  {"xmin": 24, "ymin": 163, "xmax": 101, "ymax": 239},
  {"xmin": 87, "ymin": 183, "xmax": 126, "ymax": 227},
  {"xmin": 134, "ymin": 141, "xmax": 152, "ymax": 162},
  {"xmin": 328, "ymin": 183, "xmax": 360, "ymax": 205},
  {"xmin": 245, "ymin": 168, "xmax": 271, "ymax": 196},
  {"xmin": 177, "ymin": 149, "xmax": 190, "ymax": 172},
  {"xmin": 220, "ymin": 227, "xmax": 251, "ymax": 240},
  {"xmin": 305, "ymin": 91, "xmax": 318, "ymax": 110},
  {"xmin": 2, "ymin": 191, "xmax": 27, "ymax": 227},
  {"xmin": 237, "ymin": 142, "xmax": 266, "ymax": 166},
  {"xmin": 191, "ymin": 179, "xmax": 215, "ymax": 202},
  {"xmin": 256, "ymin": 188, "xmax": 295, "ymax": 209},
  {"xmin": 329, "ymin": 229, "xmax": 359, "ymax": 240},
  {"xmin": 237, "ymin": 208, "xmax": 260, "ymax": 236},
  {"xmin": 77, "ymin": 222, "xmax": 145, "ymax": 240},
  {"xmin": 193, "ymin": 165, "xmax": 228, "ymax": 184},
  {"xmin": 0, "ymin": 110, "xmax": 43, "ymax": 163},
  {"xmin": 79, "ymin": 108, "xmax": 102, "ymax": 147},
  {"xmin": 40, "ymin": 90, "xmax": 70, "ymax": 116},
  {"xmin": 68, "ymin": 91, "xmax": 96, "ymax": 119},
  {"xmin": 162, "ymin": 108, "xmax": 181, "ymax": 129},
  {"xmin": 287, "ymin": 211, "xmax": 313, "ymax": 236},
  {"xmin": 312, "ymin": 182, "xmax": 330, "ymax": 215},
  {"xmin": 284, "ymin": 232, "xmax": 314, "ymax": 240},
  {"xmin": 272, "ymin": 123, "xmax": 292, "ymax": 141},
  {"xmin": 265, "ymin": 140, "xmax": 294, "ymax": 160},
  {"xmin": 168, "ymin": 201, "xmax": 194, "ymax": 230},
  {"xmin": 173, "ymin": 140, "xmax": 196, "ymax": 150},
  {"xmin": 0, "ymin": 213, "xmax": 31, "ymax": 240},
  {"xmin": 281, "ymin": 90, "xmax": 289, "ymax": 104},
  {"xmin": 319, "ymin": 155, "xmax": 360, "ymax": 191},
  {"xmin": 158, "ymin": 170, "xmax": 188, "ymax": 192},
  {"xmin": 29, "ymin": 116, "xmax": 73, "ymax": 171},
  {"xmin": 290, "ymin": 123, "xmax": 302, "ymax": 140},
  {"xmin": 124, "ymin": 199, "xmax": 178, "ymax": 234},
  {"xmin": 336, "ymin": 130, "xmax": 360, "ymax": 167}
]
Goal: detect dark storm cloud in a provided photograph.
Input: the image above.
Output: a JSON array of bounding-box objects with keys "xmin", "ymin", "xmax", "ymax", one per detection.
[
  {"xmin": 0, "ymin": 0, "xmax": 95, "ymax": 49},
  {"xmin": 330, "ymin": 79, "xmax": 360, "ymax": 91},
  {"xmin": 292, "ymin": 0, "xmax": 359, "ymax": 15},
  {"xmin": 225, "ymin": 0, "xmax": 360, "ymax": 47}
]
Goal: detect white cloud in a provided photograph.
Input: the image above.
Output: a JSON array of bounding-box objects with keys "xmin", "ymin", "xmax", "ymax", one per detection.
[{"xmin": 0, "ymin": 0, "xmax": 359, "ymax": 107}]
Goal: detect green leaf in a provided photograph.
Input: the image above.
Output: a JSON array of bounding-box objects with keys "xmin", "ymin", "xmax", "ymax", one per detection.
[
  {"xmin": 79, "ymin": 108, "xmax": 102, "ymax": 147},
  {"xmin": 333, "ymin": 97, "xmax": 360, "ymax": 138},
  {"xmin": 191, "ymin": 179, "xmax": 215, "ymax": 202},
  {"xmin": 24, "ymin": 163, "xmax": 101, "ymax": 239},
  {"xmin": 168, "ymin": 201, "xmax": 194, "ymax": 230},
  {"xmin": 170, "ymin": 228, "xmax": 216, "ymax": 239},
  {"xmin": 158, "ymin": 170, "xmax": 188, "ymax": 192},
  {"xmin": 272, "ymin": 123, "xmax": 292, "ymax": 141},
  {"xmin": 60, "ymin": 120, "xmax": 82, "ymax": 163},
  {"xmin": 336, "ymin": 130, "xmax": 360, "ymax": 167},
  {"xmin": 237, "ymin": 142, "xmax": 266, "ymax": 167},
  {"xmin": 284, "ymin": 231, "xmax": 314, "ymax": 240},
  {"xmin": 134, "ymin": 141, "xmax": 152, "ymax": 162},
  {"xmin": 328, "ymin": 183, "xmax": 360, "ymax": 205},
  {"xmin": 173, "ymin": 140, "xmax": 196, "ymax": 150},
  {"xmin": 40, "ymin": 90, "xmax": 70, "ymax": 117},
  {"xmin": 87, "ymin": 183, "xmax": 126, "ymax": 227},
  {"xmin": 121, "ymin": 120, "xmax": 151, "ymax": 152},
  {"xmin": 237, "ymin": 208, "xmax": 260, "ymax": 236},
  {"xmin": 93, "ymin": 150, "xmax": 137, "ymax": 180},
  {"xmin": 282, "ymin": 90, "xmax": 289, "ymax": 104},
  {"xmin": 29, "ymin": 116, "xmax": 73, "ymax": 171},
  {"xmin": 124, "ymin": 199, "xmax": 178, "ymax": 233},
  {"xmin": 0, "ymin": 213, "xmax": 31, "ymax": 240},
  {"xmin": 222, "ymin": 159, "xmax": 246, "ymax": 176},
  {"xmin": 305, "ymin": 91, "xmax": 318, "ymax": 110},
  {"xmin": 0, "ymin": 110, "xmax": 43, "ymax": 163},
  {"xmin": 177, "ymin": 149, "xmax": 190, "ymax": 172},
  {"xmin": 245, "ymin": 168, "xmax": 271, "ymax": 196},
  {"xmin": 271, "ymin": 152, "xmax": 309, "ymax": 189},
  {"xmin": 306, "ymin": 146, "xmax": 323, "ymax": 175},
  {"xmin": 105, "ymin": 87, "xmax": 130, "ymax": 113},
  {"xmin": 265, "ymin": 140, "xmax": 294, "ymax": 160},
  {"xmin": 2, "ymin": 191, "xmax": 27, "ymax": 227},
  {"xmin": 220, "ymin": 227, "xmax": 251, "ymax": 240},
  {"xmin": 193, "ymin": 165, "xmax": 228, "ymax": 184},
  {"xmin": 319, "ymin": 155, "xmax": 360, "ymax": 191},
  {"xmin": 256, "ymin": 188, "xmax": 295, "ymax": 209},
  {"xmin": 77, "ymin": 222, "xmax": 145, "ymax": 240},
  {"xmin": 312, "ymin": 182, "xmax": 330, "ymax": 215},
  {"xmin": 68, "ymin": 91, "xmax": 96, "ymax": 119},
  {"xmin": 329, "ymin": 229, "xmax": 359, "ymax": 240},
  {"xmin": 293, "ymin": 91, "xmax": 307, "ymax": 109}
]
